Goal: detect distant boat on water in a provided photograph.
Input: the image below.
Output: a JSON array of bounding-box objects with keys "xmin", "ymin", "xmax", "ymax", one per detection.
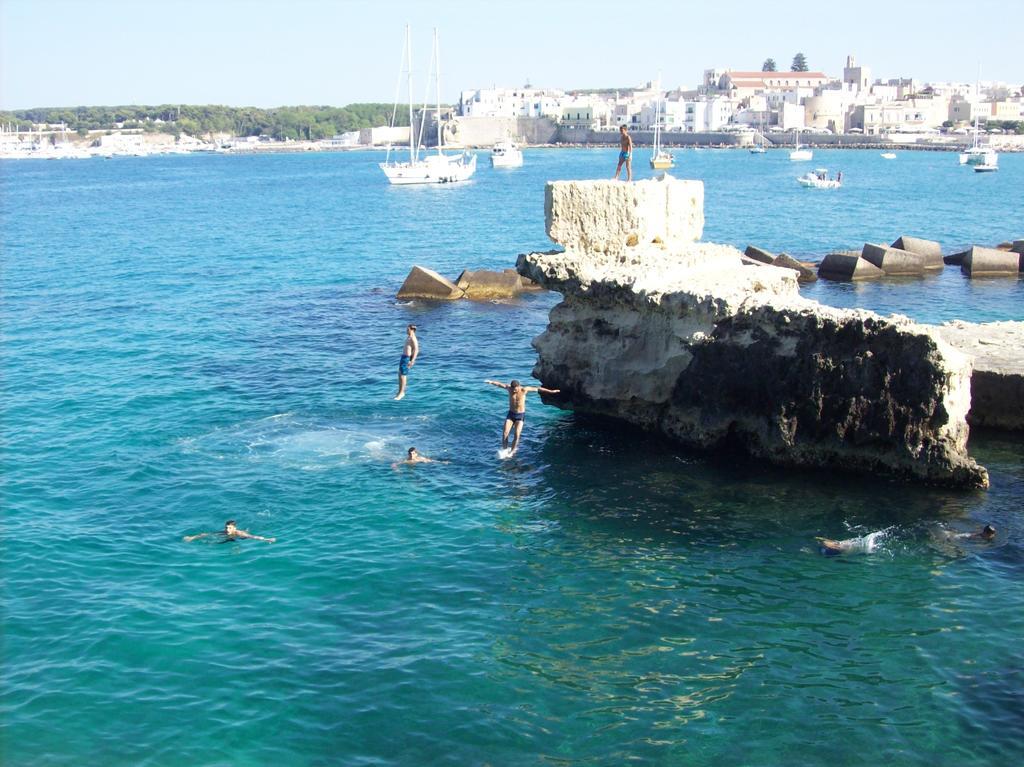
[
  {"xmin": 490, "ymin": 138, "xmax": 523, "ymax": 168},
  {"xmin": 959, "ymin": 73, "xmax": 998, "ymax": 169},
  {"xmin": 880, "ymin": 152, "xmax": 897, "ymax": 159},
  {"xmin": 797, "ymin": 168, "xmax": 842, "ymax": 189},
  {"xmin": 789, "ymin": 130, "xmax": 812, "ymax": 161},
  {"xmin": 750, "ymin": 112, "xmax": 768, "ymax": 153},
  {"xmin": 379, "ymin": 26, "xmax": 476, "ymax": 185},
  {"xmin": 649, "ymin": 75, "xmax": 675, "ymax": 170}
]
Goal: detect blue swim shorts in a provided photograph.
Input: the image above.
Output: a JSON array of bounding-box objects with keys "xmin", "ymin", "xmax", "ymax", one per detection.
[
  {"xmin": 506, "ymin": 410, "xmax": 525, "ymax": 423},
  {"xmin": 619, "ymin": 151, "xmax": 631, "ymax": 161},
  {"xmin": 399, "ymin": 355, "xmax": 411, "ymax": 375}
]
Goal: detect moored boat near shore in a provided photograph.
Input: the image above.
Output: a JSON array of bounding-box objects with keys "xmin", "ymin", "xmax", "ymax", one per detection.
[
  {"xmin": 379, "ymin": 25, "xmax": 476, "ymax": 185},
  {"xmin": 490, "ymin": 139, "xmax": 523, "ymax": 168}
]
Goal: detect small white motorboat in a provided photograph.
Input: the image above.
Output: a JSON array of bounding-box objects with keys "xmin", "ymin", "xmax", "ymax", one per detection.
[
  {"xmin": 490, "ymin": 139, "xmax": 523, "ymax": 168},
  {"xmin": 974, "ymin": 161, "xmax": 998, "ymax": 173},
  {"xmin": 797, "ymin": 168, "xmax": 842, "ymax": 189},
  {"xmin": 880, "ymin": 152, "xmax": 896, "ymax": 160}
]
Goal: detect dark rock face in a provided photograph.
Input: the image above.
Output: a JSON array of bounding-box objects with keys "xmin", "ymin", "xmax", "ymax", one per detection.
[
  {"xmin": 519, "ymin": 179, "xmax": 989, "ymax": 489},
  {"xmin": 525, "ymin": 280, "xmax": 988, "ymax": 488},
  {"xmin": 665, "ymin": 308, "xmax": 987, "ymax": 487}
]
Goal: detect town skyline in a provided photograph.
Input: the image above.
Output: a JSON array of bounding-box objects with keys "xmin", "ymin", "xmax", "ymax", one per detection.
[{"xmin": 2, "ymin": 0, "xmax": 1022, "ymax": 111}]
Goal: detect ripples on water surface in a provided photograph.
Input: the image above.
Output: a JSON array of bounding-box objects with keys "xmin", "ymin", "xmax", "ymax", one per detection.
[{"xmin": 2, "ymin": 150, "xmax": 1022, "ymax": 765}]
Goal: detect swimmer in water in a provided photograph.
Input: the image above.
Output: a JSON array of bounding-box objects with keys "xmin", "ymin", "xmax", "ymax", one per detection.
[
  {"xmin": 485, "ymin": 378, "xmax": 561, "ymax": 456},
  {"xmin": 947, "ymin": 524, "xmax": 996, "ymax": 541},
  {"xmin": 392, "ymin": 446, "xmax": 445, "ymax": 468},
  {"xmin": 816, "ymin": 529, "xmax": 886, "ymax": 556},
  {"xmin": 183, "ymin": 520, "xmax": 275, "ymax": 544}
]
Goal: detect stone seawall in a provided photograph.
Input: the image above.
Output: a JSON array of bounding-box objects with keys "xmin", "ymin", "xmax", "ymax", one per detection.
[{"xmin": 517, "ymin": 177, "xmax": 989, "ymax": 488}]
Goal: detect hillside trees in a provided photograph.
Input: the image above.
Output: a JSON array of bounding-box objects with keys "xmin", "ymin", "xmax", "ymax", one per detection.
[{"xmin": 0, "ymin": 103, "xmax": 412, "ymax": 138}]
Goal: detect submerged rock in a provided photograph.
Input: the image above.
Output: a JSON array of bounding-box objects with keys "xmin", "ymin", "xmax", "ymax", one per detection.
[{"xmin": 517, "ymin": 178, "xmax": 988, "ymax": 488}]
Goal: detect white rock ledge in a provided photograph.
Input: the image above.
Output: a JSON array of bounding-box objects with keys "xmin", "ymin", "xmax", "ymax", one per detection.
[{"xmin": 517, "ymin": 178, "xmax": 989, "ymax": 489}]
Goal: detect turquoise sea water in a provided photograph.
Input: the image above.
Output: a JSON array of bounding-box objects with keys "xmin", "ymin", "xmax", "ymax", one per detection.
[{"xmin": 2, "ymin": 149, "xmax": 1022, "ymax": 766}]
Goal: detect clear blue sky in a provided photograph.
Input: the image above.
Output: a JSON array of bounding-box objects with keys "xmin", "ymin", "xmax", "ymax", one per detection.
[{"xmin": 1, "ymin": 0, "xmax": 1020, "ymax": 109}]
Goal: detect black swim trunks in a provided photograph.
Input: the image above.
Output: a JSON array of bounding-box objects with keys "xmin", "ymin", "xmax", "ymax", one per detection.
[{"xmin": 506, "ymin": 410, "xmax": 525, "ymax": 423}]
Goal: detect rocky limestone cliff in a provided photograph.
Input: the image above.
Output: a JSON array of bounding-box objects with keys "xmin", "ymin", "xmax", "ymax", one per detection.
[{"xmin": 517, "ymin": 177, "xmax": 988, "ymax": 488}]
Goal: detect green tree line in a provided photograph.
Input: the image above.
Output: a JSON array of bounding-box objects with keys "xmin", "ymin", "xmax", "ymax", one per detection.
[{"xmin": 0, "ymin": 104, "xmax": 414, "ymax": 140}]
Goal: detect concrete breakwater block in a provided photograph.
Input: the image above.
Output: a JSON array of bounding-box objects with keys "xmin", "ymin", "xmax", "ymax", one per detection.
[
  {"xmin": 743, "ymin": 245, "xmax": 775, "ymax": 265},
  {"xmin": 545, "ymin": 176, "xmax": 705, "ymax": 254},
  {"xmin": 944, "ymin": 249, "xmax": 970, "ymax": 266},
  {"xmin": 772, "ymin": 253, "xmax": 817, "ymax": 282},
  {"xmin": 456, "ymin": 269, "xmax": 527, "ymax": 299},
  {"xmin": 397, "ymin": 266, "xmax": 465, "ymax": 300},
  {"xmin": 1012, "ymin": 241, "xmax": 1024, "ymax": 271},
  {"xmin": 891, "ymin": 236, "xmax": 943, "ymax": 263},
  {"xmin": 961, "ymin": 246, "xmax": 1022, "ymax": 277},
  {"xmin": 818, "ymin": 252, "xmax": 884, "ymax": 281},
  {"xmin": 862, "ymin": 243, "xmax": 942, "ymax": 275}
]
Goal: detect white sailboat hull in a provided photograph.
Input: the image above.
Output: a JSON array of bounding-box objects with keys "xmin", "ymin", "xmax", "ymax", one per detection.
[
  {"xmin": 790, "ymin": 149, "xmax": 813, "ymax": 161},
  {"xmin": 381, "ymin": 153, "xmax": 477, "ymax": 185},
  {"xmin": 960, "ymin": 147, "xmax": 997, "ymax": 166},
  {"xmin": 649, "ymin": 151, "xmax": 674, "ymax": 169}
]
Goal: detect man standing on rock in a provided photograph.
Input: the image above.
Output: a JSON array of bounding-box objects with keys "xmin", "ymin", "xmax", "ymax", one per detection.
[
  {"xmin": 613, "ymin": 125, "xmax": 633, "ymax": 182},
  {"xmin": 485, "ymin": 379, "xmax": 561, "ymax": 456},
  {"xmin": 395, "ymin": 324, "xmax": 418, "ymax": 400}
]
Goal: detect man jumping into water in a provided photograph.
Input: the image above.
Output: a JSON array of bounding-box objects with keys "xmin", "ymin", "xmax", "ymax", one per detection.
[
  {"xmin": 183, "ymin": 520, "xmax": 275, "ymax": 543},
  {"xmin": 613, "ymin": 125, "xmax": 633, "ymax": 181},
  {"xmin": 485, "ymin": 379, "xmax": 560, "ymax": 456},
  {"xmin": 394, "ymin": 324, "xmax": 418, "ymax": 400}
]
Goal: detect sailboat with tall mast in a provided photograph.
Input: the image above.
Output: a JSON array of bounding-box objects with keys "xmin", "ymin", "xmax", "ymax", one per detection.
[
  {"xmin": 649, "ymin": 77, "xmax": 674, "ymax": 170},
  {"xmin": 789, "ymin": 129, "xmax": 812, "ymax": 161},
  {"xmin": 749, "ymin": 109, "xmax": 767, "ymax": 154},
  {"xmin": 380, "ymin": 26, "xmax": 476, "ymax": 185},
  {"xmin": 959, "ymin": 69, "xmax": 997, "ymax": 169}
]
